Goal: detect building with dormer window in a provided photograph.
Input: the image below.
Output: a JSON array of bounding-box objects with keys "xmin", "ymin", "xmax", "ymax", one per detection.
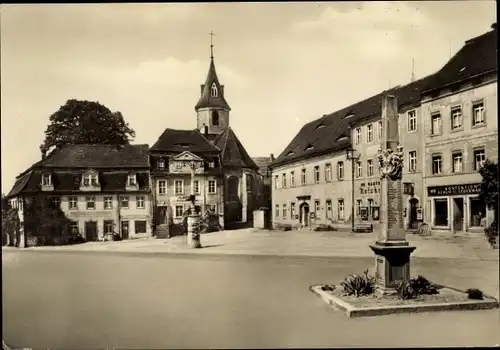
[{"xmin": 7, "ymin": 144, "xmax": 152, "ymax": 241}]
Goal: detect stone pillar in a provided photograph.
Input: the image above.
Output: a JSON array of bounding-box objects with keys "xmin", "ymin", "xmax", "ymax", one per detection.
[
  {"xmin": 370, "ymin": 95, "xmax": 416, "ymax": 296},
  {"xmin": 187, "ymin": 214, "xmax": 201, "ymax": 248}
]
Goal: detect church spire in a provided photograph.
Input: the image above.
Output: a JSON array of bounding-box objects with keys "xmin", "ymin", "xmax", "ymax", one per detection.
[{"xmin": 210, "ymin": 30, "xmax": 215, "ymax": 60}]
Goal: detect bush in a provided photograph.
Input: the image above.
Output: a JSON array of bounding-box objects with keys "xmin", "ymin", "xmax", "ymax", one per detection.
[
  {"xmin": 465, "ymin": 288, "xmax": 484, "ymax": 300},
  {"xmin": 393, "ymin": 280, "xmax": 417, "ymax": 300},
  {"xmin": 393, "ymin": 275, "xmax": 439, "ymax": 300},
  {"xmin": 340, "ymin": 270, "xmax": 376, "ymax": 297},
  {"xmin": 484, "ymin": 220, "xmax": 498, "ymax": 248}
]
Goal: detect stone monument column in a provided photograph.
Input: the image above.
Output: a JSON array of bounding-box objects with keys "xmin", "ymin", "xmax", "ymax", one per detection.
[
  {"xmin": 370, "ymin": 95, "xmax": 416, "ymax": 295},
  {"xmin": 187, "ymin": 161, "xmax": 201, "ymax": 249}
]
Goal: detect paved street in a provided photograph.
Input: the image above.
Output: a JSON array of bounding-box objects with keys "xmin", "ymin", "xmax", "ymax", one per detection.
[{"xmin": 3, "ymin": 251, "xmax": 499, "ymax": 349}]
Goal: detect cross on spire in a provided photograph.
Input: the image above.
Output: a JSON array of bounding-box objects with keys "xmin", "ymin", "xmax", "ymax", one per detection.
[{"xmin": 209, "ymin": 30, "xmax": 215, "ymax": 59}]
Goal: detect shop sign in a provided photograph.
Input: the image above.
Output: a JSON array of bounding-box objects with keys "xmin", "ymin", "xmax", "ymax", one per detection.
[
  {"xmin": 427, "ymin": 183, "xmax": 481, "ymax": 197},
  {"xmin": 360, "ymin": 181, "xmax": 381, "ymax": 195}
]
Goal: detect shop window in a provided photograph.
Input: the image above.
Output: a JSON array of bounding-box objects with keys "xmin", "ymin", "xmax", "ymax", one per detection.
[
  {"xmin": 469, "ymin": 197, "xmax": 486, "ymax": 227},
  {"xmin": 433, "ymin": 198, "xmax": 448, "ymax": 226}
]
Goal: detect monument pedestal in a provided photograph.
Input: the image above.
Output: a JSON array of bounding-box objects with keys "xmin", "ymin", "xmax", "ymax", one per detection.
[{"xmin": 370, "ymin": 241, "xmax": 416, "ymax": 295}]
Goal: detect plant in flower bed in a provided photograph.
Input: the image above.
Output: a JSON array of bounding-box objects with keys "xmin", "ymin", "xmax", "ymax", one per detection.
[
  {"xmin": 340, "ymin": 270, "xmax": 377, "ymax": 297},
  {"xmin": 465, "ymin": 288, "xmax": 484, "ymax": 300},
  {"xmin": 393, "ymin": 275, "xmax": 439, "ymax": 300},
  {"xmin": 321, "ymin": 284, "xmax": 335, "ymax": 292}
]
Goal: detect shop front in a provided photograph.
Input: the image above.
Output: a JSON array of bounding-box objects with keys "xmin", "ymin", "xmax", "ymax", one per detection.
[{"xmin": 427, "ymin": 183, "xmax": 488, "ymax": 233}]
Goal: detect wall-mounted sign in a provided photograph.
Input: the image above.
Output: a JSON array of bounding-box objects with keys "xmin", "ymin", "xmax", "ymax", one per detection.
[
  {"xmin": 360, "ymin": 181, "xmax": 381, "ymax": 195},
  {"xmin": 372, "ymin": 207, "xmax": 380, "ymax": 221},
  {"xmin": 360, "ymin": 207, "xmax": 369, "ymax": 220},
  {"xmin": 403, "ymin": 182, "xmax": 414, "ymax": 195},
  {"xmin": 427, "ymin": 183, "xmax": 481, "ymax": 197}
]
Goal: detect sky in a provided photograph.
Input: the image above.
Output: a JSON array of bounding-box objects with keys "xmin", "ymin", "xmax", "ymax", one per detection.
[{"xmin": 1, "ymin": 1, "xmax": 496, "ymax": 193}]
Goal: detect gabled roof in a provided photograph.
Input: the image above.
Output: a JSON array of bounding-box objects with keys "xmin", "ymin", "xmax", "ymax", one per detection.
[
  {"xmin": 172, "ymin": 151, "xmax": 204, "ymax": 162},
  {"xmin": 213, "ymin": 127, "xmax": 258, "ymax": 169},
  {"xmin": 195, "ymin": 58, "xmax": 231, "ymax": 111},
  {"xmin": 149, "ymin": 128, "xmax": 220, "ymax": 154},
  {"xmin": 422, "ymin": 24, "xmax": 497, "ymax": 93},
  {"xmin": 33, "ymin": 144, "xmax": 150, "ymax": 169},
  {"xmin": 252, "ymin": 157, "xmax": 274, "ymax": 170},
  {"xmin": 7, "ymin": 171, "xmax": 33, "ymax": 197},
  {"xmin": 270, "ymin": 74, "xmax": 435, "ymax": 169}
]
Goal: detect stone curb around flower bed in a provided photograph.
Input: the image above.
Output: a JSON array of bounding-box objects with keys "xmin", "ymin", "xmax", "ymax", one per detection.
[{"xmin": 309, "ymin": 285, "xmax": 499, "ymax": 318}]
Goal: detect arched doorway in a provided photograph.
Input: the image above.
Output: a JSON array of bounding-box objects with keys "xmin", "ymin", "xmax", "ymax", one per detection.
[
  {"xmin": 299, "ymin": 202, "xmax": 310, "ymax": 227},
  {"xmin": 409, "ymin": 198, "xmax": 419, "ymax": 230}
]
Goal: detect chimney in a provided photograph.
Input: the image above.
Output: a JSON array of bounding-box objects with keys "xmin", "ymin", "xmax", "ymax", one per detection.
[{"xmin": 270, "ymin": 153, "xmax": 275, "ymax": 161}]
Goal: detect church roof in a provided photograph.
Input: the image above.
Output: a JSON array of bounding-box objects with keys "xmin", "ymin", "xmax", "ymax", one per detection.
[
  {"xmin": 422, "ymin": 23, "xmax": 497, "ymax": 93},
  {"xmin": 195, "ymin": 58, "xmax": 231, "ymax": 111},
  {"xmin": 213, "ymin": 127, "xmax": 258, "ymax": 169},
  {"xmin": 149, "ymin": 128, "xmax": 220, "ymax": 154}
]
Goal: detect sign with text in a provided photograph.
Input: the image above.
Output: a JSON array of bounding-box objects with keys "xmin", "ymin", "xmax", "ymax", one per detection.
[
  {"xmin": 360, "ymin": 181, "xmax": 381, "ymax": 195},
  {"xmin": 427, "ymin": 183, "xmax": 481, "ymax": 197}
]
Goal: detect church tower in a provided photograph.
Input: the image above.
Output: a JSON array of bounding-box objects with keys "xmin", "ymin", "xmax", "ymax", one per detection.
[{"xmin": 195, "ymin": 32, "xmax": 231, "ymax": 136}]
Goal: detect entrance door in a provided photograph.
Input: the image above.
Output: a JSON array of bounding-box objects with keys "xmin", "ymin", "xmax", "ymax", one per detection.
[
  {"xmin": 121, "ymin": 221, "xmax": 129, "ymax": 239},
  {"xmin": 409, "ymin": 198, "xmax": 419, "ymax": 230},
  {"xmin": 84, "ymin": 221, "xmax": 98, "ymax": 242},
  {"xmin": 453, "ymin": 198, "xmax": 464, "ymax": 232},
  {"xmin": 299, "ymin": 203, "xmax": 310, "ymax": 227},
  {"xmin": 158, "ymin": 207, "xmax": 167, "ymax": 225}
]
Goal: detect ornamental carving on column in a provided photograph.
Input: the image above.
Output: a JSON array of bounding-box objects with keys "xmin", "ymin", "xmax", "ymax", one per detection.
[{"xmin": 377, "ymin": 144, "xmax": 404, "ymax": 180}]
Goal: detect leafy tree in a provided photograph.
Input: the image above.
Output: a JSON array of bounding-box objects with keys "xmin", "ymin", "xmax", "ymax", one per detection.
[
  {"xmin": 39, "ymin": 99, "xmax": 136, "ymax": 157},
  {"xmin": 478, "ymin": 159, "xmax": 499, "ymax": 247}
]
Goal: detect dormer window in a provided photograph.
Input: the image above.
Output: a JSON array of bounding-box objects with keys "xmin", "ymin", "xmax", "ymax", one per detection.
[
  {"xmin": 127, "ymin": 174, "xmax": 137, "ymax": 187},
  {"xmin": 305, "ymin": 145, "xmax": 314, "ymax": 151},
  {"xmin": 316, "ymin": 124, "xmax": 326, "ymax": 130},
  {"xmin": 287, "ymin": 151, "xmax": 294, "ymax": 156},
  {"xmin": 211, "ymin": 83, "xmax": 218, "ymax": 97},
  {"xmin": 83, "ymin": 173, "xmax": 99, "ymax": 187},
  {"xmin": 158, "ymin": 159, "xmax": 165, "ymax": 169},
  {"xmin": 209, "ymin": 160, "xmax": 215, "ymax": 168},
  {"xmin": 42, "ymin": 173, "xmax": 52, "ymax": 186}
]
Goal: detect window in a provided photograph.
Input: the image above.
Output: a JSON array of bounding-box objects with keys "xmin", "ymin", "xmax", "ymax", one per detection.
[
  {"xmin": 290, "ymin": 171, "xmax": 295, "ymax": 186},
  {"xmin": 194, "ymin": 180, "xmax": 200, "ymax": 194},
  {"xmin": 452, "ymin": 152, "xmax": 463, "ymax": 173},
  {"xmin": 315, "ymin": 200, "xmax": 320, "ymax": 217},
  {"xmin": 368, "ymin": 199, "xmax": 374, "ymax": 217},
  {"xmin": 208, "ymin": 180, "xmax": 216, "ymax": 194},
  {"xmin": 70, "ymin": 221, "xmax": 79, "ymax": 235},
  {"xmin": 120, "ymin": 196, "xmax": 129, "ymax": 209},
  {"xmin": 367, "ymin": 159, "xmax": 374, "ymax": 177},
  {"xmin": 42, "ymin": 173, "xmax": 51, "ymax": 186},
  {"xmin": 209, "ymin": 160, "xmax": 215, "ymax": 168},
  {"xmin": 275, "ymin": 204, "xmax": 280, "ymax": 218},
  {"xmin": 314, "ymin": 166, "xmax": 320, "ymax": 183},
  {"xmin": 337, "ymin": 162, "xmax": 344, "ymax": 180},
  {"xmin": 211, "ymin": 83, "xmax": 218, "ymax": 97},
  {"xmin": 134, "ymin": 220, "xmax": 147, "ymax": 234},
  {"xmin": 175, "ymin": 205, "xmax": 184, "ymax": 218},
  {"xmin": 104, "ymin": 196, "xmax": 113, "ymax": 209},
  {"xmin": 68, "ymin": 196, "xmax": 78, "ymax": 210},
  {"xmin": 86, "ymin": 196, "xmax": 95, "ymax": 210},
  {"xmin": 432, "ymin": 155, "xmax": 442, "ymax": 175},
  {"xmin": 407, "ymin": 110, "xmax": 417, "ymax": 132},
  {"xmin": 473, "ymin": 149, "xmax": 486, "ymax": 171},
  {"xmin": 325, "ymin": 163, "xmax": 332, "ymax": 182},
  {"xmin": 127, "ymin": 174, "xmax": 137, "ymax": 186},
  {"xmin": 291, "ymin": 202, "xmax": 296, "ymax": 218},
  {"xmin": 451, "ymin": 106, "xmax": 463, "ymax": 130},
  {"xmin": 408, "ymin": 151, "xmax": 417, "ymax": 172},
  {"xmin": 470, "ymin": 197, "xmax": 486, "ymax": 227},
  {"xmin": 104, "ymin": 220, "xmax": 114, "ymax": 234},
  {"xmin": 356, "ymin": 199, "xmax": 362, "ymax": 216},
  {"xmin": 136, "ymin": 196, "xmax": 145, "ymax": 209},
  {"xmin": 378, "ymin": 121, "xmax": 383, "ymax": 140},
  {"xmin": 175, "ymin": 180, "xmax": 184, "ymax": 194},
  {"xmin": 157, "ymin": 159, "xmax": 165, "ymax": 169},
  {"xmin": 431, "ymin": 113, "xmax": 442, "ymax": 135},
  {"xmin": 275, "ymin": 175, "xmax": 279, "ymax": 189},
  {"xmin": 433, "ymin": 198, "xmax": 448, "ymax": 226},
  {"xmin": 356, "ymin": 161, "xmax": 362, "ymax": 178},
  {"xmin": 158, "ymin": 180, "xmax": 166, "ymax": 195},
  {"xmin": 282, "ymin": 204, "xmax": 287, "ymax": 219},
  {"xmin": 355, "ymin": 128, "xmax": 361, "ymax": 144},
  {"xmin": 212, "ymin": 110, "xmax": 219, "ymax": 126},
  {"xmin": 301, "ymin": 168, "xmax": 306, "ymax": 185},
  {"xmin": 176, "ymin": 162, "xmax": 182, "ymax": 169},
  {"xmin": 472, "ymin": 101, "xmax": 485, "ymax": 126},
  {"xmin": 367, "ymin": 124, "xmax": 373, "ymax": 142},
  {"xmin": 282, "ymin": 173, "xmax": 287, "ymax": 188},
  {"xmin": 50, "ymin": 197, "xmax": 61, "ymax": 209},
  {"xmin": 326, "ymin": 200, "xmax": 332, "ymax": 219},
  {"xmin": 19, "ymin": 199, "xmax": 23, "ymax": 211},
  {"xmin": 83, "ymin": 173, "xmax": 99, "ymax": 187},
  {"xmin": 338, "ymin": 200, "xmax": 345, "ymax": 220}
]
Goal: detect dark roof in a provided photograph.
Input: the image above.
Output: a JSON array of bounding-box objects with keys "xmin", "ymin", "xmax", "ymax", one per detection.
[
  {"xmin": 213, "ymin": 127, "xmax": 258, "ymax": 169},
  {"xmin": 10, "ymin": 170, "xmax": 150, "ymax": 196},
  {"xmin": 149, "ymin": 128, "xmax": 220, "ymax": 154},
  {"xmin": 270, "ymin": 74, "xmax": 435, "ymax": 168},
  {"xmin": 194, "ymin": 58, "xmax": 231, "ymax": 111},
  {"xmin": 423, "ymin": 25, "xmax": 497, "ymax": 93},
  {"xmin": 35, "ymin": 144, "xmax": 150, "ymax": 169},
  {"xmin": 252, "ymin": 157, "xmax": 274, "ymax": 170}
]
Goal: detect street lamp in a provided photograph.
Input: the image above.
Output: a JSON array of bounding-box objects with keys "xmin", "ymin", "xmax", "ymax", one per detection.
[{"xmin": 346, "ymin": 147, "xmax": 360, "ymax": 232}]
